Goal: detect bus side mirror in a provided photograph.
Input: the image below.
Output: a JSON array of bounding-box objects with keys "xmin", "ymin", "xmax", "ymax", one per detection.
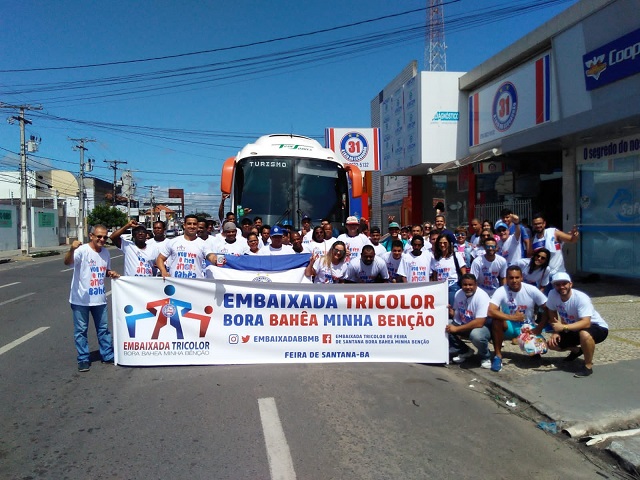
[
  {"xmin": 345, "ymin": 164, "xmax": 363, "ymax": 198},
  {"xmin": 220, "ymin": 157, "xmax": 236, "ymax": 195}
]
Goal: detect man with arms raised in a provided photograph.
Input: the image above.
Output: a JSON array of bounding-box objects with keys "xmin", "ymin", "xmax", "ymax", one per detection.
[
  {"xmin": 110, "ymin": 219, "xmax": 158, "ymax": 277},
  {"xmin": 546, "ymin": 273, "xmax": 608, "ymax": 378},
  {"xmin": 530, "ymin": 212, "xmax": 579, "ymax": 282},
  {"xmin": 64, "ymin": 224, "xmax": 120, "ymax": 372},
  {"xmin": 495, "ymin": 215, "xmax": 522, "ymax": 266},
  {"xmin": 488, "ymin": 265, "xmax": 548, "ymax": 372},
  {"xmin": 156, "ymin": 214, "xmax": 216, "ymax": 278}
]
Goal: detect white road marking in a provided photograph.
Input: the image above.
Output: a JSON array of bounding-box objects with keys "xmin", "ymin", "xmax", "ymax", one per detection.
[
  {"xmin": 0, "ymin": 292, "xmax": 35, "ymax": 307},
  {"xmin": 111, "ymin": 254, "xmax": 123, "ymax": 259},
  {"xmin": 107, "ymin": 291, "xmax": 111, "ymax": 297},
  {"xmin": 60, "ymin": 267, "xmax": 73, "ymax": 272},
  {"xmin": 0, "ymin": 282, "xmax": 20, "ymax": 289},
  {"xmin": 0, "ymin": 327, "xmax": 50, "ymax": 356},
  {"xmin": 258, "ymin": 397, "xmax": 297, "ymax": 480}
]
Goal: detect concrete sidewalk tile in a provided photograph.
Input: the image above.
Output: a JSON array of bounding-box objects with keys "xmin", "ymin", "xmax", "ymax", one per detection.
[{"xmin": 607, "ymin": 437, "xmax": 640, "ymax": 474}]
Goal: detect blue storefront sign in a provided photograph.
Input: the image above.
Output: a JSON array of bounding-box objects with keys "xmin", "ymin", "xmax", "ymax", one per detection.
[{"xmin": 583, "ymin": 27, "xmax": 640, "ymax": 91}]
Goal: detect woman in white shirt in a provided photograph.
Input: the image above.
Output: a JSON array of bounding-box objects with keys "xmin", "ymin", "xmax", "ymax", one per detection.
[
  {"xmin": 431, "ymin": 233, "xmax": 467, "ymax": 307},
  {"xmin": 304, "ymin": 240, "xmax": 349, "ymax": 284}
]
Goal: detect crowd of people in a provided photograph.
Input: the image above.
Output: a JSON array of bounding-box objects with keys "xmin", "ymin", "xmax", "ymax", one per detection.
[{"xmin": 65, "ymin": 208, "xmax": 607, "ymax": 378}]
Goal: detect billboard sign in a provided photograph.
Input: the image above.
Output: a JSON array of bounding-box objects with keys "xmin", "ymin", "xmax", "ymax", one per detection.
[{"xmin": 325, "ymin": 128, "xmax": 380, "ymax": 171}]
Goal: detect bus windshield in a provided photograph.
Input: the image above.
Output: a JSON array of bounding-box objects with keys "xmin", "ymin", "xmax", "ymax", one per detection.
[{"xmin": 234, "ymin": 156, "xmax": 348, "ymax": 229}]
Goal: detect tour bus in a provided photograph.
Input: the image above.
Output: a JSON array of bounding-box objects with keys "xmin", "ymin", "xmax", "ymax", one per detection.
[{"xmin": 220, "ymin": 134, "xmax": 362, "ymax": 231}]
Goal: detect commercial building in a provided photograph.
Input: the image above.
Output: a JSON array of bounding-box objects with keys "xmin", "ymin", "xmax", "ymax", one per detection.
[{"xmin": 375, "ymin": 0, "xmax": 639, "ymax": 278}]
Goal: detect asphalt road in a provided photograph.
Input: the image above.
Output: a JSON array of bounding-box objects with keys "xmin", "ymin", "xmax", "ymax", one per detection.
[{"xmin": 0, "ymin": 249, "xmax": 616, "ymax": 479}]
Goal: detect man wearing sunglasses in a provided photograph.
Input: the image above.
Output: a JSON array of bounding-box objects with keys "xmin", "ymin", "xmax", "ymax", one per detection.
[
  {"xmin": 470, "ymin": 237, "xmax": 507, "ymax": 296},
  {"xmin": 64, "ymin": 224, "xmax": 120, "ymax": 372}
]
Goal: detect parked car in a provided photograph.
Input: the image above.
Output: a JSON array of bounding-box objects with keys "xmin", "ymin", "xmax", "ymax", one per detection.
[{"xmin": 166, "ymin": 229, "xmax": 177, "ymax": 238}]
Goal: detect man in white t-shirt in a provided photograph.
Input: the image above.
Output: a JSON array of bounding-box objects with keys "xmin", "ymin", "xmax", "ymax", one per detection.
[
  {"xmin": 146, "ymin": 220, "xmax": 167, "ymax": 247},
  {"xmin": 347, "ymin": 245, "xmax": 389, "ymax": 283},
  {"xmin": 258, "ymin": 225, "xmax": 294, "ymax": 255},
  {"xmin": 64, "ymin": 224, "xmax": 120, "ymax": 372},
  {"xmin": 290, "ymin": 231, "xmax": 311, "ymax": 254},
  {"xmin": 337, "ymin": 216, "xmax": 372, "ymax": 261},
  {"xmin": 397, "ymin": 235, "xmax": 433, "ymax": 283},
  {"xmin": 546, "ymin": 273, "xmax": 609, "ymax": 378},
  {"xmin": 447, "ymin": 273, "xmax": 492, "ymax": 369},
  {"xmin": 495, "ymin": 217, "xmax": 522, "ymax": 266},
  {"xmin": 156, "ymin": 214, "xmax": 217, "ymax": 278},
  {"xmin": 530, "ymin": 213, "xmax": 579, "ymax": 279},
  {"xmin": 488, "ymin": 265, "xmax": 548, "ymax": 372},
  {"xmin": 110, "ymin": 221, "xmax": 158, "ymax": 277},
  {"xmin": 382, "ymin": 240, "xmax": 405, "ymax": 283},
  {"xmin": 369, "ymin": 226, "xmax": 387, "ymax": 257},
  {"xmin": 470, "ymin": 237, "xmax": 507, "ymax": 296},
  {"xmin": 212, "ymin": 221, "xmax": 250, "ymax": 258}
]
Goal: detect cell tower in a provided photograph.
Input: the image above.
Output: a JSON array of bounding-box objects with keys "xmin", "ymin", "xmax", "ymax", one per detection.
[{"xmin": 426, "ymin": 0, "xmax": 447, "ymax": 71}]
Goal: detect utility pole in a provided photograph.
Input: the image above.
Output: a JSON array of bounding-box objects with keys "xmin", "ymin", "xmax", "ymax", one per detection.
[
  {"xmin": 150, "ymin": 186, "xmax": 156, "ymax": 223},
  {"xmin": 104, "ymin": 159, "xmax": 127, "ymax": 206},
  {"xmin": 70, "ymin": 138, "xmax": 95, "ymax": 243},
  {"xmin": 2, "ymin": 103, "xmax": 43, "ymax": 255}
]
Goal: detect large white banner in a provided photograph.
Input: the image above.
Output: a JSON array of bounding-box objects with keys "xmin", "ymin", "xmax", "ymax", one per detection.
[{"xmin": 112, "ymin": 277, "xmax": 449, "ymax": 366}]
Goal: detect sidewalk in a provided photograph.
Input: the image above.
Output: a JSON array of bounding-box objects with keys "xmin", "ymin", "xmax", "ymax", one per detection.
[
  {"xmin": 0, "ymin": 244, "xmax": 71, "ymax": 263},
  {"xmin": 463, "ymin": 276, "xmax": 640, "ymax": 473}
]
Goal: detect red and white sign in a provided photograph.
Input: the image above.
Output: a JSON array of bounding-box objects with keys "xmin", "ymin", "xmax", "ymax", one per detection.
[{"xmin": 325, "ymin": 128, "xmax": 380, "ymax": 171}]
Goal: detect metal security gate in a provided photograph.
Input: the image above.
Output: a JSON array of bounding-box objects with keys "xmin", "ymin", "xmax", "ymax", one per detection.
[{"xmin": 474, "ymin": 199, "xmax": 532, "ymax": 224}]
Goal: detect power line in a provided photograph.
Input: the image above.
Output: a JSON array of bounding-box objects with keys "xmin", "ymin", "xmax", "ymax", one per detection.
[{"xmin": 0, "ymin": 5, "xmax": 437, "ymax": 73}]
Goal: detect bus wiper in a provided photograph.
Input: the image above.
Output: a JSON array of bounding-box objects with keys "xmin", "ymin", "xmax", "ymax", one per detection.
[{"xmin": 274, "ymin": 208, "xmax": 291, "ymax": 226}]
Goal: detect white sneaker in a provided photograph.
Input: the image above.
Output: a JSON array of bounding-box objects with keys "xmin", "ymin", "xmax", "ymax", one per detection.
[
  {"xmin": 452, "ymin": 350, "xmax": 475, "ymax": 364},
  {"xmin": 481, "ymin": 359, "xmax": 492, "ymax": 369}
]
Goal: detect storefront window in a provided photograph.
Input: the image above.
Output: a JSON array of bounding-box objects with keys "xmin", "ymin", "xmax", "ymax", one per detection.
[{"xmin": 578, "ymin": 151, "xmax": 640, "ymax": 278}]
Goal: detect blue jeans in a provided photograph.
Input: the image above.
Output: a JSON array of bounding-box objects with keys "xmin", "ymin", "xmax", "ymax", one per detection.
[
  {"xmin": 448, "ymin": 283, "xmax": 460, "ymax": 308},
  {"xmin": 71, "ymin": 303, "xmax": 114, "ymax": 364},
  {"xmin": 448, "ymin": 325, "xmax": 492, "ymax": 360}
]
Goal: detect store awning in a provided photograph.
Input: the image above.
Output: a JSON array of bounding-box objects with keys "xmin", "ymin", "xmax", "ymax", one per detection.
[{"xmin": 428, "ymin": 147, "xmax": 502, "ymax": 174}]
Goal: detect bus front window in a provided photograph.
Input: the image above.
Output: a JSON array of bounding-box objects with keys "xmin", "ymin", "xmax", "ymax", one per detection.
[{"xmin": 234, "ymin": 157, "xmax": 347, "ymax": 229}]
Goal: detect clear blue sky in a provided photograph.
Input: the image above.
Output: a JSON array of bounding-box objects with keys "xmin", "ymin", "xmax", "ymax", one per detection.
[{"xmin": 0, "ymin": 0, "xmax": 577, "ymax": 215}]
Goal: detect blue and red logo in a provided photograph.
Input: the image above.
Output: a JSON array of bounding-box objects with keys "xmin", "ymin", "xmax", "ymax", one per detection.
[
  {"xmin": 492, "ymin": 82, "xmax": 518, "ymax": 132},
  {"xmin": 124, "ymin": 284, "xmax": 212, "ymax": 339},
  {"xmin": 340, "ymin": 132, "xmax": 369, "ymax": 163}
]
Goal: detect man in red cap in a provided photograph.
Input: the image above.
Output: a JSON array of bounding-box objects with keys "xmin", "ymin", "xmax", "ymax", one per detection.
[{"xmin": 337, "ymin": 216, "xmax": 372, "ymax": 262}]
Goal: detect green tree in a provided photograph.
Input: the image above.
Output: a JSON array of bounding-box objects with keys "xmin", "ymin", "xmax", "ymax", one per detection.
[{"xmin": 87, "ymin": 204, "xmax": 128, "ymax": 229}]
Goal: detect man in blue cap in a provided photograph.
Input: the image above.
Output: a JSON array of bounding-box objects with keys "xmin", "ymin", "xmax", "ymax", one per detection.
[
  {"xmin": 258, "ymin": 225, "xmax": 294, "ymax": 255},
  {"xmin": 495, "ymin": 213, "xmax": 522, "ymax": 266}
]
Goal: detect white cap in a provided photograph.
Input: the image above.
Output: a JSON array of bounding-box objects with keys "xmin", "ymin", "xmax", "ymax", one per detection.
[{"xmin": 552, "ymin": 272, "xmax": 572, "ymax": 284}]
